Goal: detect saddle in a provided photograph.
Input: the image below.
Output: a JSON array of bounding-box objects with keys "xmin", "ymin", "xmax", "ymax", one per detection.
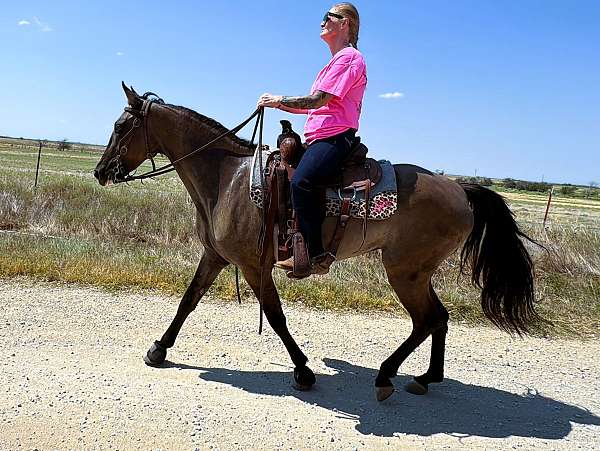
[{"xmin": 261, "ymin": 121, "xmax": 383, "ymax": 278}]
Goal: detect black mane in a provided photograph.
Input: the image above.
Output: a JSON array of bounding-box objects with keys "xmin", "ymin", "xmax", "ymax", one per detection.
[{"xmin": 170, "ymin": 104, "xmax": 256, "ymax": 150}]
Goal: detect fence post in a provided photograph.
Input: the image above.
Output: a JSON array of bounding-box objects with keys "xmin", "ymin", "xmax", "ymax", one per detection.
[
  {"xmin": 34, "ymin": 140, "xmax": 43, "ymax": 188},
  {"xmin": 543, "ymin": 186, "xmax": 553, "ymax": 228}
]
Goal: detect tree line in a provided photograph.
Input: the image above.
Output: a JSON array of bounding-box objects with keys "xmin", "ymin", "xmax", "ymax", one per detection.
[{"xmin": 454, "ymin": 176, "xmax": 599, "ymax": 197}]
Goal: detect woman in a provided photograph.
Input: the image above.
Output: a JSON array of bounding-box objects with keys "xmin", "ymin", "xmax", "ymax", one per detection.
[{"xmin": 257, "ymin": 3, "xmax": 367, "ymax": 274}]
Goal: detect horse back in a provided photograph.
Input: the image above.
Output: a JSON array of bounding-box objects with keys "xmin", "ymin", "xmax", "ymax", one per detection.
[{"xmin": 393, "ymin": 163, "xmax": 473, "ymax": 237}]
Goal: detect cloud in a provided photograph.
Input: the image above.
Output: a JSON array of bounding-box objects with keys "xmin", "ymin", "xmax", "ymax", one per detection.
[
  {"xmin": 18, "ymin": 17, "xmax": 52, "ymax": 31},
  {"xmin": 33, "ymin": 16, "xmax": 52, "ymax": 32},
  {"xmin": 116, "ymin": 52, "xmax": 124, "ymax": 56},
  {"xmin": 378, "ymin": 92, "xmax": 404, "ymax": 99}
]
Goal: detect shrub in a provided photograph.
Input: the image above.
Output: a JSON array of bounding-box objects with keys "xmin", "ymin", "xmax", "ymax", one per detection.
[
  {"xmin": 558, "ymin": 185, "xmax": 577, "ymax": 196},
  {"xmin": 502, "ymin": 178, "xmax": 517, "ymax": 189},
  {"xmin": 502, "ymin": 178, "xmax": 550, "ymax": 193},
  {"xmin": 455, "ymin": 176, "xmax": 492, "ymax": 186},
  {"xmin": 57, "ymin": 139, "xmax": 71, "ymax": 151}
]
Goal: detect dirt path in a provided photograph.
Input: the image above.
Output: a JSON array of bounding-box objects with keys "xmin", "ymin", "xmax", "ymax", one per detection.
[{"xmin": 1, "ymin": 278, "xmax": 599, "ymax": 450}]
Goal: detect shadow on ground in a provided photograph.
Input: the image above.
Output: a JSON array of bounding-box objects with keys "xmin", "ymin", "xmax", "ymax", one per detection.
[{"xmin": 160, "ymin": 358, "xmax": 600, "ymax": 439}]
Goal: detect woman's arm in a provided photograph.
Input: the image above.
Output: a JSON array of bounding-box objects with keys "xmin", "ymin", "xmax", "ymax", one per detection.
[
  {"xmin": 280, "ymin": 91, "xmax": 332, "ymax": 110},
  {"xmin": 257, "ymin": 91, "xmax": 333, "ymax": 113},
  {"xmin": 277, "ymin": 104, "xmax": 310, "ymax": 115}
]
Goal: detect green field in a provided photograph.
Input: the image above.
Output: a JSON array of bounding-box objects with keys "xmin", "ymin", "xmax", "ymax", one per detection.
[{"xmin": 1, "ymin": 139, "xmax": 599, "ymax": 337}]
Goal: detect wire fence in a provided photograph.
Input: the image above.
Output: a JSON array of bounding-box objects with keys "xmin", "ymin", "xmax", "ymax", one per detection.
[{"xmin": 2, "ymin": 141, "xmax": 600, "ymax": 235}]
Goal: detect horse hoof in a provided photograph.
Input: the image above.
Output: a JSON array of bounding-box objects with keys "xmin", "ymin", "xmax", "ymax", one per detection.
[
  {"xmin": 376, "ymin": 385, "xmax": 395, "ymax": 402},
  {"xmin": 405, "ymin": 379, "xmax": 428, "ymax": 395},
  {"xmin": 293, "ymin": 365, "xmax": 316, "ymax": 390},
  {"xmin": 143, "ymin": 341, "xmax": 167, "ymax": 367}
]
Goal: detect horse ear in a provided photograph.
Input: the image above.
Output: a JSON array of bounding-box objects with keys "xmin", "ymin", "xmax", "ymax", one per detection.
[{"xmin": 122, "ymin": 81, "xmax": 142, "ymax": 108}]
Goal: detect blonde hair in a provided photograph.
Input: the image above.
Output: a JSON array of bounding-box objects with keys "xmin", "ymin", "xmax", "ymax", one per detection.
[{"xmin": 333, "ymin": 3, "xmax": 360, "ymax": 49}]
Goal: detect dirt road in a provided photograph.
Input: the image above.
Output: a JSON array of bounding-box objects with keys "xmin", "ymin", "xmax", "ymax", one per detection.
[{"xmin": 1, "ymin": 278, "xmax": 599, "ymax": 450}]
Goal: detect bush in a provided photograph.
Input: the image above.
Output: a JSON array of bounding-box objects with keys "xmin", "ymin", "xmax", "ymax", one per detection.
[
  {"xmin": 517, "ymin": 181, "xmax": 550, "ymax": 192},
  {"xmin": 455, "ymin": 176, "xmax": 492, "ymax": 186},
  {"xmin": 502, "ymin": 178, "xmax": 550, "ymax": 193},
  {"xmin": 57, "ymin": 139, "xmax": 71, "ymax": 151},
  {"xmin": 558, "ymin": 185, "xmax": 577, "ymax": 196},
  {"xmin": 502, "ymin": 178, "xmax": 517, "ymax": 189}
]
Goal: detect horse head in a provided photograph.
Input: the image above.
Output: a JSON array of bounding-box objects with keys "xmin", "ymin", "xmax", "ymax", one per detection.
[{"xmin": 93, "ymin": 82, "xmax": 160, "ymax": 185}]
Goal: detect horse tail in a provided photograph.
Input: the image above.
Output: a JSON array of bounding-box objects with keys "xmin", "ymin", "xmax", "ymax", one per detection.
[{"xmin": 459, "ymin": 183, "xmax": 539, "ymax": 335}]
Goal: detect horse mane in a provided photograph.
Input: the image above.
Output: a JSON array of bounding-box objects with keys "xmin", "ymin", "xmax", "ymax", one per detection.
[{"xmin": 168, "ymin": 104, "xmax": 256, "ymax": 154}]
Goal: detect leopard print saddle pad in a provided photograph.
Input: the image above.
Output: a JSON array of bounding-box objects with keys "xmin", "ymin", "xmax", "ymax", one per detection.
[{"xmin": 249, "ymin": 150, "xmax": 398, "ymax": 221}]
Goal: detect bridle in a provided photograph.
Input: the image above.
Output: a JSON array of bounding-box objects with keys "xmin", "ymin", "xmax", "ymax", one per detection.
[
  {"xmin": 112, "ymin": 93, "xmax": 264, "ymax": 184},
  {"xmin": 114, "ymin": 93, "xmax": 163, "ymax": 179}
]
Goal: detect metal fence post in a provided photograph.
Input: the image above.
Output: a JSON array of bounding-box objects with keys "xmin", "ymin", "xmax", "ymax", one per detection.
[
  {"xmin": 34, "ymin": 140, "xmax": 43, "ymax": 188},
  {"xmin": 543, "ymin": 186, "xmax": 553, "ymax": 228}
]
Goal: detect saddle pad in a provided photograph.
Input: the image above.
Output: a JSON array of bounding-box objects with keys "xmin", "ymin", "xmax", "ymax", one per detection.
[{"xmin": 249, "ymin": 150, "xmax": 398, "ymax": 220}]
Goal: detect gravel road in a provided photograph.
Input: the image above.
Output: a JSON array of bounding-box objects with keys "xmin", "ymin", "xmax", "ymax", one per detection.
[{"xmin": 1, "ymin": 278, "xmax": 599, "ymax": 450}]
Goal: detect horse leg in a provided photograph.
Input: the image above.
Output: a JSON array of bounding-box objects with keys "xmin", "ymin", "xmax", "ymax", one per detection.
[
  {"xmin": 405, "ymin": 283, "xmax": 449, "ymax": 395},
  {"xmin": 242, "ymin": 267, "xmax": 315, "ymax": 390},
  {"xmin": 375, "ymin": 264, "xmax": 446, "ymax": 401},
  {"xmin": 144, "ymin": 249, "xmax": 227, "ymax": 366}
]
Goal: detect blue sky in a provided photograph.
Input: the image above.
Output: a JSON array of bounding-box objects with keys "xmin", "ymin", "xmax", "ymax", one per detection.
[{"xmin": 1, "ymin": 1, "xmax": 598, "ymax": 185}]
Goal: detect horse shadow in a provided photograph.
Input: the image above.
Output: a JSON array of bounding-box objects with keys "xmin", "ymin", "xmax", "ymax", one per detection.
[{"xmin": 161, "ymin": 358, "xmax": 600, "ymax": 439}]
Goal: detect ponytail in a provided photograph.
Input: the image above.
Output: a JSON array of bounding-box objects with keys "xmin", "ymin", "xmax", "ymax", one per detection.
[{"xmin": 334, "ymin": 3, "xmax": 360, "ymax": 49}]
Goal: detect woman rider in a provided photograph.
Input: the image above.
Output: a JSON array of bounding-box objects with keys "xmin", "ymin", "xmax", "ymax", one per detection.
[{"xmin": 257, "ymin": 3, "xmax": 367, "ymax": 274}]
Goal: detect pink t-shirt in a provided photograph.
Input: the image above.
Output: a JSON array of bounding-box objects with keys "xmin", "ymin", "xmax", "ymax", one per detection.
[{"xmin": 304, "ymin": 47, "xmax": 367, "ymax": 144}]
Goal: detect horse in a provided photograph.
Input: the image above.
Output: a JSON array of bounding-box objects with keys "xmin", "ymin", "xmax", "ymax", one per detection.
[{"xmin": 93, "ymin": 83, "xmax": 537, "ymax": 401}]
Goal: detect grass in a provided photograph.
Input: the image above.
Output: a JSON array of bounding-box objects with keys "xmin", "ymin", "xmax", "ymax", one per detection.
[{"xmin": 1, "ymin": 142, "xmax": 599, "ymax": 338}]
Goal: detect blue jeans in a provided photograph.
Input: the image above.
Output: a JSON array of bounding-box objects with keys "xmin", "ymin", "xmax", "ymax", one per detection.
[{"xmin": 290, "ymin": 129, "xmax": 355, "ymax": 257}]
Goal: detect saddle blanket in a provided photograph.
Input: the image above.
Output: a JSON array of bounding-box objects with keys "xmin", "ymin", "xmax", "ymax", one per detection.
[{"xmin": 249, "ymin": 150, "xmax": 398, "ymax": 220}]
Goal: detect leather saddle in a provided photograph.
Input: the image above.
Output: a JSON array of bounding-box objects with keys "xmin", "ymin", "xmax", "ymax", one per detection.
[
  {"xmin": 260, "ymin": 122, "xmax": 382, "ymax": 279},
  {"xmin": 279, "ymin": 134, "xmax": 382, "ymax": 191}
]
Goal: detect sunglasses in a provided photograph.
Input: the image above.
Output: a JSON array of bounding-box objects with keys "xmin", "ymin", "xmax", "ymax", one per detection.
[{"xmin": 322, "ymin": 11, "xmax": 344, "ymax": 24}]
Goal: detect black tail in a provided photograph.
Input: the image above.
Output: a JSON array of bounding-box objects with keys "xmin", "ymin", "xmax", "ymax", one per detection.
[{"xmin": 459, "ymin": 183, "xmax": 539, "ymax": 335}]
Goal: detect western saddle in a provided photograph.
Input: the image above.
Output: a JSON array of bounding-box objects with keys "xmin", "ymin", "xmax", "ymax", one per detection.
[{"xmin": 260, "ymin": 121, "xmax": 382, "ymax": 279}]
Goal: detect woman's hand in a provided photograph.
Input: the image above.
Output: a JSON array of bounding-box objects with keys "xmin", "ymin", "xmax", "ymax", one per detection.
[{"xmin": 257, "ymin": 93, "xmax": 283, "ymax": 108}]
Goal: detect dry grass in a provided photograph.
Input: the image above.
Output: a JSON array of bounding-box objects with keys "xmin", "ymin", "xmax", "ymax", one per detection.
[{"xmin": 1, "ymin": 145, "xmax": 599, "ymax": 338}]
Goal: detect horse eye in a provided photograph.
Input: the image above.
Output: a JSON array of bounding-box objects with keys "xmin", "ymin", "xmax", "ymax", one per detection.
[{"xmin": 114, "ymin": 125, "xmax": 122, "ymax": 134}]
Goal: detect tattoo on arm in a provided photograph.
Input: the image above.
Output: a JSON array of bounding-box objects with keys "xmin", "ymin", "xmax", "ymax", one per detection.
[{"xmin": 280, "ymin": 91, "xmax": 331, "ymax": 109}]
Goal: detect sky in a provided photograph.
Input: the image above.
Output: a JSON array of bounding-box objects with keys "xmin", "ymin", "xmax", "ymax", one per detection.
[{"xmin": 1, "ymin": 0, "xmax": 598, "ymax": 185}]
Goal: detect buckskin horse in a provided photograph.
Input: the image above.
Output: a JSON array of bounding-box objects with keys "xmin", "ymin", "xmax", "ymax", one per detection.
[{"xmin": 93, "ymin": 84, "xmax": 537, "ymax": 401}]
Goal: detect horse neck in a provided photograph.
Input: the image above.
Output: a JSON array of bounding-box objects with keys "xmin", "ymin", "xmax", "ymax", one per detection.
[{"xmin": 148, "ymin": 104, "xmax": 253, "ymax": 210}]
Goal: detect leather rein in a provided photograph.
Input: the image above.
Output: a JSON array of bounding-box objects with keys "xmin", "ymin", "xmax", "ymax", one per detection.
[{"xmin": 113, "ymin": 95, "xmax": 264, "ymax": 184}]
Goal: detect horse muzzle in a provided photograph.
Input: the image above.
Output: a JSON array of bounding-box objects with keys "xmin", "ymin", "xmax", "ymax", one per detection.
[
  {"xmin": 93, "ymin": 164, "xmax": 109, "ymax": 186},
  {"xmin": 94, "ymin": 158, "xmax": 126, "ymax": 186}
]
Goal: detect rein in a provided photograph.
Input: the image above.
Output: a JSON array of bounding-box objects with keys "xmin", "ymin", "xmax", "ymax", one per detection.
[{"xmin": 114, "ymin": 100, "xmax": 263, "ymax": 184}]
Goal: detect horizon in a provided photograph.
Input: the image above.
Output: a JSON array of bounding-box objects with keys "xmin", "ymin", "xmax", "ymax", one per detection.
[
  {"xmin": 1, "ymin": 1, "xmax": 598, "ymax": 185},
  {"xmin": 2, "ymin": 134, "xmax": 592, "ymax": 188}
]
